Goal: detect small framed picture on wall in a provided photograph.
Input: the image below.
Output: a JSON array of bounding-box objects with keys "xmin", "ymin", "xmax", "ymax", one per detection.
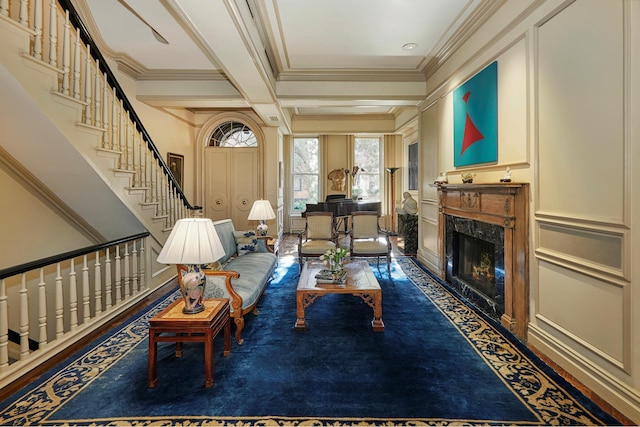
[
  {"xmin": 167, "ymin": 152, "xmax": 184, "ymax": 189},
  {"xmin": 408, "ymin": 142, "xmax": 418, "ymax": 191}
]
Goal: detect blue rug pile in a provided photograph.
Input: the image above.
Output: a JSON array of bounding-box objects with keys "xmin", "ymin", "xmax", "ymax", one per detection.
[{"xmin": 0, "ymin": 257, "xmax": 622, "ymax": 425}]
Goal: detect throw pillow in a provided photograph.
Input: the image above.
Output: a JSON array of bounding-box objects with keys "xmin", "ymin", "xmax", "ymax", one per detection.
[
  {"xmin": 233, "ymin": 230, "xmax": 258, "ymax": 256},
  {"xmin": 201, "ymin": 261, "xmax": 222, "ymax": 271}
]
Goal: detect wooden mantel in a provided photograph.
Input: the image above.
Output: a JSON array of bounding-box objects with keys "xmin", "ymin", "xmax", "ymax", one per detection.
[{"xmin": 437, "ymin": 183, "xmax": 529, "ymax": 340}]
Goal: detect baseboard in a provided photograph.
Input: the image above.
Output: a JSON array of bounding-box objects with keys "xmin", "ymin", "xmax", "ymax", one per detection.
[{"xmin": 528, "ymin": 324, "xmax": 640, "ymax": 424}]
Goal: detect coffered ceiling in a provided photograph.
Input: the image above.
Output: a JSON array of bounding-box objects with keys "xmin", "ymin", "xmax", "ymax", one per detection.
[{"xmin": 76, "ymin": 0, "xmax": 498, "ymax": 133}]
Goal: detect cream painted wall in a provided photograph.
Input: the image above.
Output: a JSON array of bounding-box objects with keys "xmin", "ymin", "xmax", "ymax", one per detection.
[
  {"xmin": 418, "ymin": 0, "xmax": 640, "ymax": 422},
  {"xmin": 0, "ymin": 167, "xmax": 93, "ymax": 269}
]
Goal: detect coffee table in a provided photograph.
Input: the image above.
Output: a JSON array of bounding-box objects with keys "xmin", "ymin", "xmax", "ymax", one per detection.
[
  {"xmin": 148, "ymin": 298, "xmax": 230, "ymax": 388},
  {"xmin": 295, "ymin": 260, "xmax": 384, "ymax": 331}
]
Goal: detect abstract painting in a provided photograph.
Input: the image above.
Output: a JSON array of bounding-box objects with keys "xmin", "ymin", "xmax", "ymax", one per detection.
[{"xmin": 453, "ymin": 61, "xmax": 498, "ymax": 167}]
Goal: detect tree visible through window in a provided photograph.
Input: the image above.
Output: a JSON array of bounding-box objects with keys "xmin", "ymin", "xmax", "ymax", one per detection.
[
  {"xmin": 292, "ymin": 138, "xmax": 319, "ymax": 212},
  {"xmin": 208, "ymin": 121, "xmax": 257, "ymax": 147},
  {"xmin": 354, "ymin": 137, "xmax": 380, "ymax": 200}
]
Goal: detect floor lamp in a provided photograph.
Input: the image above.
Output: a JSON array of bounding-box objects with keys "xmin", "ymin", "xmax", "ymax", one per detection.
[{"xmin": 386, "ymin": 167, "xmax": 399, "ymax": 235}]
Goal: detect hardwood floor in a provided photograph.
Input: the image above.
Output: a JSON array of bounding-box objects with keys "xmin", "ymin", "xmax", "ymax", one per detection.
[{"xmin": 0, "ymin": 233, "xmax": 635, "ymax": 425}]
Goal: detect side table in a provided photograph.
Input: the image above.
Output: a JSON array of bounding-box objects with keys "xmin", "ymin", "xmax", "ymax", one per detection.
[{"xmin": 148, "ymin": 298, "xmax": 230, "ymax": 388}]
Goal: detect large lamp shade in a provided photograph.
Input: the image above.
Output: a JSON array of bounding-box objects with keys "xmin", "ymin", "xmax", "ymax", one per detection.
[
  {"xmin": 247, "ymin": 200, "xmax": 276, "ymax": 236},
  {"xmin": 156, "ymin": 218, "xmax": 225, "ymax": 314}
]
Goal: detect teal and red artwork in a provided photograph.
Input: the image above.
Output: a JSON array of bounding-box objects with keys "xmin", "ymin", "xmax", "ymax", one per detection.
[{"xmin": 453, "ymin": 61, "xmax": 498, "ymax": 167}]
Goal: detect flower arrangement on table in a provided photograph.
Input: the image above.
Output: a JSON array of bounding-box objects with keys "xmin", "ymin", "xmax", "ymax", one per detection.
[{"xmin": 320, "ymin": 247, "xmax": 350, "ymax": 273}]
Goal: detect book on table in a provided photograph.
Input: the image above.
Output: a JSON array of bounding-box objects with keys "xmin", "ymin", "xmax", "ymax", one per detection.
[{"xmin": 315, "ymin": 269, "xmax": 347, "ymax": 284}]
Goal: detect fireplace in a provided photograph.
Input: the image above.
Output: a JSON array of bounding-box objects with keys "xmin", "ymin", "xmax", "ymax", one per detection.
[
  {"xmin": 445, "ymin": 216, "xmax": 505, "ymax": 320},
  {"xmin": 438, "ymin": 184, "xmax": 529, "ymax": 340}
]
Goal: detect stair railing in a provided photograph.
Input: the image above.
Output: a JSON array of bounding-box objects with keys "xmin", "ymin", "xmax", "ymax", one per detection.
[
  {"xmin": 0, "ymin": 233, "xmax": 150, "ymax": 386},
  {"xmin": 0, "ymin": 0, "xmax": 199, "ymax": 230}
]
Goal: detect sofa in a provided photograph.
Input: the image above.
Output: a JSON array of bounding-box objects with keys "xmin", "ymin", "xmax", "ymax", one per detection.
[{"xmin": 178, "ymin": 218, "xmax": 277, "ymax": 344}]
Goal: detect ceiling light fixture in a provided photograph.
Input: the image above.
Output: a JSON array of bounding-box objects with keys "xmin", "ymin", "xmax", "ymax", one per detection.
[{"xmin": 402, "ymin": 43, "xmax": 417, "ymax": 51}]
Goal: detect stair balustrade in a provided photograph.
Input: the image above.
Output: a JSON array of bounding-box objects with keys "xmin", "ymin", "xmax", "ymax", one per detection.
[
  {"xmin": 0, "ymin": 0, "xmax": 196, "ymax": 232},
  {"xmin": 0, "ymin": 0, "xmax": 200, "ymax": 389},
  {"xmin": 0, "ymin": 233, "xmax": 150, "ymax": 388}
]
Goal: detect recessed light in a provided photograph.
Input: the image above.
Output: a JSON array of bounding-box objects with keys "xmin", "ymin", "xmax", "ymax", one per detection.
[{"xmin": 402, "ymin": 43, "xmax": 417, "ymax": 51}]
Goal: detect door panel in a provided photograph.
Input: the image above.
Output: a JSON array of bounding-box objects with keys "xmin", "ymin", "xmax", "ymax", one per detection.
[{"xmin": 205, "ymin": 147, "xmax": 258, "ymax": 230}]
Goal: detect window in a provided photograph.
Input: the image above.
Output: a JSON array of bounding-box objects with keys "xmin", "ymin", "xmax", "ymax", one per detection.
[
  {"xmin": 292, "ymin": 137, "xmax": 319, "ymax": 212},
  {"xmin": 208, "ymin": 121, "xmax": 257, "ymax": 147},
  {"xmin": 354, "ymin": 137, "xmax": 381, "ymax": 200}
]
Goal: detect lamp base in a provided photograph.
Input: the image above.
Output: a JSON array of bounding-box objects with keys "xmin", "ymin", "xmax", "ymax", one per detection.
[
  {"xmin": 180, "ymin": 266, "xmax": 206, "ymax": 314},
  {"xmin": 256, "ymin": 221, "xmax": 269, "ymax": 236}
]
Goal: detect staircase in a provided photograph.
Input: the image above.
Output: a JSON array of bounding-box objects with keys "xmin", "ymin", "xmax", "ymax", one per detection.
[
  {"xmin": 0, "ymin": 0, "xmax": 192, "ymax": 389},
  {"xmin": 0, "ymin": 0, "xmax": 192, "ymax": 244}
]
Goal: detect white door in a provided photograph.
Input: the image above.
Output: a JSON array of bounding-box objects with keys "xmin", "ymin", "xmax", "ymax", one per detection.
[{"xmin": 205, "ymin": 146, "xmax": 259, "ymax": 230}]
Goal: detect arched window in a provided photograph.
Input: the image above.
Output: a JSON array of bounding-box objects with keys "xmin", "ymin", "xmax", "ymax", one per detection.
[{"xmin": 208, "ymin": 121, "xmax": 257, "ymax": 147}]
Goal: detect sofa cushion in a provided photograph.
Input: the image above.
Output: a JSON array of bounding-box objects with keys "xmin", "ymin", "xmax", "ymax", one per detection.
[{"xmin": 203, "ymin": 251, "xmax": 277, "ymax": 311}]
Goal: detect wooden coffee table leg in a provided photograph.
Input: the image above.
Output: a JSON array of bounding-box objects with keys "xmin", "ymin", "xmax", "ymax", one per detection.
[
  {"xmin": 294, "ymin": 291, "xmax": 307, "ymax": 330},
  {"xmin": 148, "ymin": 330, "xmax": 158, "ymax": 388},
  {"xmin": 371, "ymin": 291, "xmax": 384, "ymax": 332}
]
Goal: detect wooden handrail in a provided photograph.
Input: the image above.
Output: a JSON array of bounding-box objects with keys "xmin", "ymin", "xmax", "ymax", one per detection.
[
  {"xmin": 56, "ymin": 0, "xmax": 195, "ymax": 209},
  {"xmin": 0, "ymin": 232, "xmax": 150, "ymax": 280}
]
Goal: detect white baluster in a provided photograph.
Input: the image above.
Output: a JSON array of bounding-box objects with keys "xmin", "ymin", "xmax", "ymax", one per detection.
[
  {"xmin": 104, "ymin": 247, "xmax": 112, "ymax": 309},
  {"xmin": 94, "ymin": 251, "xmax": 102, "ymax": 314},
  {"xmin": 123, "ymin": 243, "xmax": 130, "ymax": 298},
  {"xmin": 19, "ymin": 274, "xmax": 29, "ymax": 358},
  {"xmin": 82, "ymin": 255, "xmax": 90, "ymax": 323},
  {"xmin": 73, "ymin": 29, "xmax": 81, "ymax": 99},
  {"xmin": 144, "ymin": 148, "xmax": 151, "ymax": 200},
  {"xmin": 0, "ymin": 0, "xmax": 8, "ymax": 17},
  {"xmin": 55, "ymin": 263, "xmax": 63, "ymax": 338},
  {"xmin": 114, "ymin": 245, "xmax": 122, "ymax": 304},
  {"xmin": 132, "ymin": 132, "xmax": 139, "ymax": 186},
  {"xmin": 84, "ymin": 44, "xmax": 92, "ymax": 125},
  {"xmin": 61, "ymin": 10, "xmax": 70, "ymax": 95},
  {"xmin": 33, "ymin": 0, "xmax": 43, "ymax": 60},
  {"xmin": 123, "ymin": 115, "xmax": 130, "ymax": 170},
  {"xmin": 102, "ymin": 72, "xmax": 109, "ymax": 144},
  {"xmin": 18, "ymin": 0, "xmax": 27, "ymax": 26},
  {"xmin": 48, "ymin": 0, "xmax": 57, "ymax": 66},
  {"xmin": 0, "ymin": 279, "xmax": 8, "ymax": 371},
  {"xmin": 118, "ymin": 100, "xmax": 124, "ymax": 165},
  {"xmin": 139, "ymin": 238, "xmax": 146, "ymax": 291},
  {"xmin": 37, "ymin": 268, "xmax": 47, "ymax": 345},
  {"xmin": 131, "ymin": 241, "xmax": 138, "ymax": 294},
  {"xmin": 94, "ymin": 59, "xmax": 101, "ymax": 127},
  {"xmin": 111, "ymin": 87, "xmax": 118, "ymax": 150},
  {"xmin": 69, "ymin": 258, "xmax": 78, "ymax": 330}
]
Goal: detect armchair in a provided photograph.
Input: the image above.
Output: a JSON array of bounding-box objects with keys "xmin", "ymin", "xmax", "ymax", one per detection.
[
  {"xmin": 349, "ymin": 211, "xmax": 392, "ymax": 274},
  {"xmin": 298, "ymin": 211, "xmax": 337, "ymax": 268}
]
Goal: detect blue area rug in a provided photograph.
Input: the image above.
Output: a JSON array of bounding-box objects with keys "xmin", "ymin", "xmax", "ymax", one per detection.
[{"xmin": 0, "ymin": 257, "xmax": 622, "ymax": 425}]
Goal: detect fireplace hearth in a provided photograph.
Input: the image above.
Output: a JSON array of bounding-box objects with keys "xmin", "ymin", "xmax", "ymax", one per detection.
[
  {"xmin": 445, "ymin": 216, "xmax": 505, "ymax": 320},
  {"xmin": 438, "ymin": 183, "xmax": 529, "ymax": 340}
]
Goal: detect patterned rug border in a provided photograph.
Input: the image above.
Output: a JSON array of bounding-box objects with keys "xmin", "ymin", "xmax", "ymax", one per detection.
[
  {"xmin": 398, "ymin": 257, "xmax": 612, "ymax": 426},
  {"xmin": 0, "ymin": 257, "xmax": 617, "ymax": 426}
]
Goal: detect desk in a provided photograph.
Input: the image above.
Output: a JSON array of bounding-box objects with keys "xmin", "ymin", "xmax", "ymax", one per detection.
[{"xmin": 148, "ymin": 298, "xmax": 230, "ymax": 388}]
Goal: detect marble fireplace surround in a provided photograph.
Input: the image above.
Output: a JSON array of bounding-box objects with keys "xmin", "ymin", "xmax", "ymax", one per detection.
[{"xmin": 437, "ymin": 183, "xmax": 529, "ymax": 340}]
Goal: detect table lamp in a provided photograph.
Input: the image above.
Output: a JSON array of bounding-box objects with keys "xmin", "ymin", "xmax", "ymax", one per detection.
[
  {"xmin": 156, "ymin": 218, "xmax": 225, "ymax": 314},
  {"xmin": 247, "ymin": 200, "xmax": 276, "ymax": 236}
]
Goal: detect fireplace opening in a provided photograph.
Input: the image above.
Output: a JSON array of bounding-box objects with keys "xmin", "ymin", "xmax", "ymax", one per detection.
[
  {"xmin": 456, "ymin": 234, "xmax": 496, "ymax": 298},
  {"xmin": 445, "ymin": 215, "xmax": 505, "ymax": 320}
]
